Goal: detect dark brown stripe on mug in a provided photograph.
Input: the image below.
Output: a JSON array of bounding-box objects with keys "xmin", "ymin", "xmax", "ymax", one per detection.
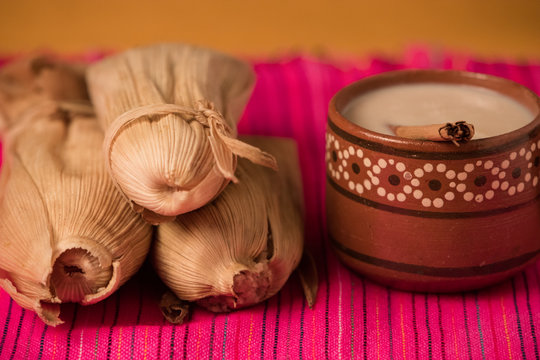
[
  {"xmin": 329, "ymin": 235, "xmax": 540, "ymax": 277},
  {"xmin": 327, "ymin": 118, "xmax": 539, "ymax": 160},
  {"xmin": 327, "ymin": 174, "xmax": 540, "ymax": 219}
]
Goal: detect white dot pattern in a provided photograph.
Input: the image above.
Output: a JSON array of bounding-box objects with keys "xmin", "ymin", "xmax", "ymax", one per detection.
[{"xmin": 326, "ymin": 136, "xmax": 540, "ymax": 210}]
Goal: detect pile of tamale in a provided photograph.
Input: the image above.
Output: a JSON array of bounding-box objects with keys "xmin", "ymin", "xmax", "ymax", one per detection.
[{"xmin": 0, "ymin": 44, "xmax": 317, "ymax": 326}]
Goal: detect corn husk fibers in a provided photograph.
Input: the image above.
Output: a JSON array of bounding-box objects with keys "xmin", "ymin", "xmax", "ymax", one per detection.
[
  {"xmin": 86, "ymin": 44, "xmax": 277, "ymax": 223},
  {"xmin": 0, "ymin": 56, "xmax": 88, "ymax": 129},
  {"xmin": 153, "ymin": 137, "xmax": 303, "ymax": 312},
  {"xmin": 0, "ymin": 58, "xmax": 153, "ymax": 326}
]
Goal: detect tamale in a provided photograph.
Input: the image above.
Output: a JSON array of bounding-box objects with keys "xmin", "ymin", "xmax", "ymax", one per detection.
[
  {"xmin": 86, "ymin": 44, "xmax": 277, "ymax": 224},
  {"xmin": 0, "ymin": 57, "xmax": 153, "ymax": 326},
  {"xmin": 153, "ymin": 137, "xmax": 304, "ymax": 313},
  {"xmin": 0, "ymin": 56, "xmax": 88, "ymax": 129}
]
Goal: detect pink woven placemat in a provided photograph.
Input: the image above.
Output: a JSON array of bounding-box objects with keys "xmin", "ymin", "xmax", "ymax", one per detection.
[{"xmin": 1, "ymin": 49, "xmax": 540, "ymax": 359}]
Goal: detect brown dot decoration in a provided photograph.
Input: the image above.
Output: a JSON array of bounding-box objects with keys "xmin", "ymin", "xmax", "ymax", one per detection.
[
  {"xmin": 428, "ymin": 179, "xmax": 442, "ymax": 191},
  {"xmin": 388, "ymin": 174, "xmax": 400, "ymax": 186},
  {"xmin": 352, "ymin": 163, "xmax": 361, "ymax": 174},
  {"xmin": 474, "ymin": 176, "xmax": 487, "ymax": 187},
  {"xmin": 332, "ymin": 151, "xmax": 337, "ymax": 162},
  {"xmin": 512, "ymin": 167, "xmax": 521, "ymax": 179},
  {"xmin": 535, "ymin": 156, "xmax": 540, "ymax": 167}
]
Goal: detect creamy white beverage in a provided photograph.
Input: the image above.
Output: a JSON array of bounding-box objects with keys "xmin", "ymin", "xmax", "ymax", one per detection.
[{"xmin": 343, "ymin": 83, "xmax": 535, "ymax": 139}]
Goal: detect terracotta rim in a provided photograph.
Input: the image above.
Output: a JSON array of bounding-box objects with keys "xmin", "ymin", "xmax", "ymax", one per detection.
[{"xmin": 328, "ymin": 69, "xmax": 540, "ymax": 156}]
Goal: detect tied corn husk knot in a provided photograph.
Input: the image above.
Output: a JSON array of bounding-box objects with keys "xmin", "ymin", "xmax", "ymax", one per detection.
[
  {"xmin": 193, "ymin": 100, "xmax": 278, "ymax": 179},
  {"xmin": 87, "ymin": 43, "xmax": 277, "ymax": 224},
  {"xmin": 153, "ymin": 137, "xmax": 304, "ymax": 314},
  {"xmin": 0, "ymin": 57, "xmax": 152, "ymax": 326},
  {"xmin": 103, "ymin": 100, "xmax": 277, "ymax": 206}
]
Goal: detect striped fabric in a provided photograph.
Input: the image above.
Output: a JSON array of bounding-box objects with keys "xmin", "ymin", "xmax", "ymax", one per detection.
[{"xmin": 1, "ymin": 50, "xmax": 540, "ymax": 359}]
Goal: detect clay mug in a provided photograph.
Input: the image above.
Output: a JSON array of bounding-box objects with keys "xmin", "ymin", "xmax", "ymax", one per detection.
[{"xmin": 326, "ymin": 70, "xmax": 540, "ymax": 292}]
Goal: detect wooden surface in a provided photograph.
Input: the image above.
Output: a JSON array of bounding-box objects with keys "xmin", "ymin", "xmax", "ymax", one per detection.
[{"xmin": 0, "ymin": 0, "xmax": 539, "ymax": 59}]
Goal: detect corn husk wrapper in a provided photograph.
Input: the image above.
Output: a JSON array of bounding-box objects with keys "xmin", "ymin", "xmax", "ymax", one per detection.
[
  {"xmin": 86, "ymin": 44, "xmax": 277, "ymax": 224},
  {"xmin": 0, "ymin": 58, "xmax": 153, "ymax": 326},
  {"xmin": 0, "ymin": 56, "xmax": 88, "ymax": 129},
  {"xmin": 153, "ymin": 137, "xmax": 304, "ymax": 312}
]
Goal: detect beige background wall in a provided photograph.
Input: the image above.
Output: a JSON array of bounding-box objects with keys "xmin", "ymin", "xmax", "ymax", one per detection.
[{"xmin": 1, "ymin": 0, "xmax": 539, "ymax": 58}]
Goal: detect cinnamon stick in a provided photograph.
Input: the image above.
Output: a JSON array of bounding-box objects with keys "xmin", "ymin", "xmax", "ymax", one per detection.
[{"xmin": 391, "ymin": 121, "xmax": 475, "ymax": 146}]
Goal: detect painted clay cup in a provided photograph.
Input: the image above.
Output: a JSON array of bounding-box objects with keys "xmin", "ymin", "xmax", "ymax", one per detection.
[{"xmin": 326, "ymin": 70, "xmax": 540, "ymax": 292}]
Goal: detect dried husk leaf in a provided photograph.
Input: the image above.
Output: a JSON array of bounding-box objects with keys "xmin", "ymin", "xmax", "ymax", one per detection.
[
  {"xmin": 0, "ymin": 56, "xmax": 88, "ymax": 130},
  {"xmin": 0, "ymin": 58, "xmax": 153, "ymax": 326},
  {"xmin": 297, "ymin": 250, "xmax": 319, "ymax": 308},
  {"xmin": 86, "ymin": 43, "xmax": 277, "ymax": 223},
  {"xmin": 159, "ymin": 290, "xmax": 191, "ymax": 325},
  {"xmin": 153, "ymin": 137, "xmax": 304, "ymax": 313}
]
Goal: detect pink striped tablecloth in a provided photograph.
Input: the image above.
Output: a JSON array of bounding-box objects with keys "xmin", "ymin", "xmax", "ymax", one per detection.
[{"xmin": 1, "ymin": 50, "xmax": 540, "ymax": 359}]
